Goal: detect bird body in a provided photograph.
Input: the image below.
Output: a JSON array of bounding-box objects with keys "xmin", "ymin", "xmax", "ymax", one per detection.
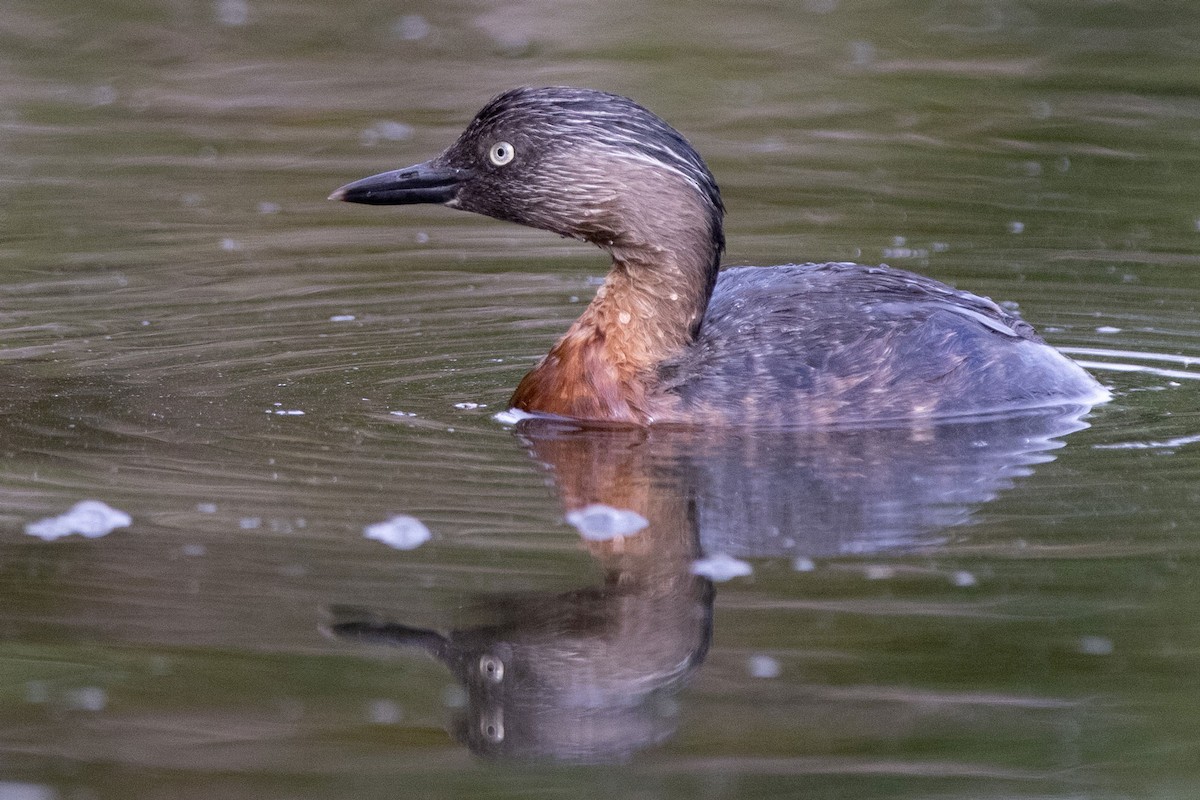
[{"xmin": 331, "ymin": 87, "xmax": 1107, "ymax": 426}]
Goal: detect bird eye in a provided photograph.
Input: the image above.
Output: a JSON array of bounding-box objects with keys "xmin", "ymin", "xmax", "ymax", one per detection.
[
  {"xmin": 488, "ymin": 141, "xmax": 515, "ymax": 166},
  {"xmin": 479, "ymin": 654, "xmax": 504, "ymax": 683},
  {"xmin": 481, "ymin": 711, "xmax": 504, "ymax": 743}
]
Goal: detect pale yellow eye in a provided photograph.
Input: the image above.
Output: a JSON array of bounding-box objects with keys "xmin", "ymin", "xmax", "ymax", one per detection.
[{"xmin": 489, "ymin": 141, "xmax": 515, "ymax": 166}]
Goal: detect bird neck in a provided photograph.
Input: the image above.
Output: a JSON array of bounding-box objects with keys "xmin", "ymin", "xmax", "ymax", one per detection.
[{"xmin": 510, "ymin": 220, "xmax": 721, "ymax": 424}]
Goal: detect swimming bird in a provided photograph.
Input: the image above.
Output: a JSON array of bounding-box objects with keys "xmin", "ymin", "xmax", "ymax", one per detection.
[{"xmin": 330, "ymin": 87, "xmax": 1107, "ymax": 426}]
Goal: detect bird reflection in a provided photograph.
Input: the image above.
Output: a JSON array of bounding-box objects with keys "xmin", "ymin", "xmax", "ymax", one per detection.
[
  {"xmin": 331, "ymin": 421, "xmax": 712, "ymax": 763},
  {"xmin": 328, "ymin": 404, "xmax": 1096, "ymax": 762}
]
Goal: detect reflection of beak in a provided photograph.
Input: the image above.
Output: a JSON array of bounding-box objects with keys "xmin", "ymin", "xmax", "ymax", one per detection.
[
  {"xmin": 328, "ymin": 159, "xmax": 467, "ymax": 205},
  {"xmin": 327, "ymin": 618, "xmax": 451, "ymax": 661}
]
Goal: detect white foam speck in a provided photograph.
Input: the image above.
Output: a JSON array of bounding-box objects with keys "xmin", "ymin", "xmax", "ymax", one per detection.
[
  {"xmin": 360, "ymin": 120, "xmax": 414, "ymax": 146},
  {"xmin": 239, "ymin": 517, "xmax": 261, "ymax": 530},
  {"xmin": 389, "ymin": 410, "xmax": 417, "ymax": 417},
  {"xmin": 377, "ymin": 121, "xmax": 413, "ymax": 140},
  {"xmin": 691, "ymin": 553, "xmax": 753, "ymax": 582},
  {"xmin": 882, "ymin": 246, "xmax": 929, "ymax": 260},
  {"xmin": 197, "ymin": 502, "xmax": 218, "ymax": 513},
  {"xmin": 392, "ymin": 14, "xmax": 430, "ymax": 40},
  {"xmin": 257, "ymin": 201, "xmax": 281, "ymax": 214},
  {"xmin": 65, "ymin": 686, "xmax": 107, "ymax": 712},
  {"xmin": 849, "ymin": 40, "xmax": 875, "ymax": 66},
  {"xmin": 747, "ymin": 654, "xmax": 781, "ymax": 679},
  {"xmin": 864, "ymin": 565, "xmax": 895, "ymax": 580},
  {"xmin": 454, "ymin": 402, "xmax": 486, "ymax": 410},
  {"xmin": 367, "ymin": 699, "xmax": 404, "ymax": 725},
  {"xmin": 1095, "ymin": 326, "xmax": 1121, "ymax": 334},
  {"xmin": 90, "ymin": 85, "xmax": 117, "ymax": 106},
  {"xmin": 792, "ymin": 557, "xmax": 816, "ymax": 572},
  {"xmin": 1094, "ymin": 432, "xmax": 1200, "ymax": 451},
  {"xmin": 1008, "ymin": 221, "xmax": 1025, "ymax": 234},
  {"xmin": 493, "ymin": 408, "xmax": 536, "ymax": 425},
  {"xmin": 951, "ymin": 570, "xmax": 978, "ymax": 587},
  {"xmin": 1078, "ymin": 635, "xmax": 1114, "ymax": 656},
  {"xmin": 0, "ymin": 782, "xmax": 59, "ymax": 800},
  {"xmin": 364, "ymin": 515, "xmax": 432, "ymax": 550},
  {"xmin": 220, "ymin": 237, "xmax": 241, "ymax": 251},
  {"xmin": 214, "ymin": 0, "xmax": 249, "ymax": 26},
  {"xmin": 24, "ymin": 500, "xmax": 131, "ymax": 541},
  {"xmin": 182, "ymin": 543, "xmax": 207, "ymax": 557},
  {"xmin": 271, "ymin": 409, "xmax": 305, "ymax": 416},
  {"xmin": 565, "ymin": 504, "xmax": 649, "ymax": 540},
  {"xmin": 330, "ymin": 314, "xmax": 356, "ymax": 322}
]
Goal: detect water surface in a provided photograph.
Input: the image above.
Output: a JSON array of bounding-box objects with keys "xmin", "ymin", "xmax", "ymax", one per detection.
[{"xmin": 2, "ymin": 1, "xmax": 1200, "ymax": 798}]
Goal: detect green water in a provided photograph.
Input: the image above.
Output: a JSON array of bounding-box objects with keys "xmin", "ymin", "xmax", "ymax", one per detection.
[{"xmin": 2, "ymin": 1, "xmax": 1199, "ymax": 798}]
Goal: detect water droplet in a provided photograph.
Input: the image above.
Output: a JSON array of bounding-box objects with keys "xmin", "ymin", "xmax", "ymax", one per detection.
[
  {"xmin": 392, "ymin": 14, "xmax": 430, "ymax": 41},
  {"xmin": 90, "ymin": 85, "xmax": 118, "ymax": 106},
  {"xmin": 848, "ymin": 40, "xmax": 875, "ymax": 66},
  {"xmin": 367, "ymin": 699, "xmax": 404, "ymax": 725},
  {"xmin": 565, "ymin": 504, "xmax": 649, "ymax": 540},
  {"xmin": 1078, "ymin": 635, "xmax": 1114, "ymax": 656},
  {"xmin": 25, "ymin": 500, "xmax": 131, "ymax": 541},
  {"xmin": 65, "ymin": 686, "xmax": 107, "ymax": 712},
  {"xmin": 364, "ymin": 515, "xmax": 432, "ymax": 550},
  {"xmin": 214, "ymin": 0, "xmax": 249, "ymax": 26},
  {"xmin": 747, "ymin": 655, "xmax": 782, "ymax": 678},
  {"xmin": 0, "ymin": 782, "xmax": 58, "ymax": 800},
  {"xmin": 691, "ymin": 553, "xmax": 753, "ymax": 582},
  {"xmin": 951, "ymin": 570, "xmax": 977, "ymax": 587}
]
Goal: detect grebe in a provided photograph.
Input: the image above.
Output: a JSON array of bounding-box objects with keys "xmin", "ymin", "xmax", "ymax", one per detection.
[{"xmin": 330, "ymin": 87, "xmax": 1107, "ymax": 425}]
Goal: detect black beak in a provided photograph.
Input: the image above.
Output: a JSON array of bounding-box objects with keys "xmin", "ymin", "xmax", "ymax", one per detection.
[
  {"xmin": 325, "ymin": 616, "xmax": 452, "ymax": 662},
  {"xmin": 328, "ymin": 160, "xmax": 466, "ymax": 205}
]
